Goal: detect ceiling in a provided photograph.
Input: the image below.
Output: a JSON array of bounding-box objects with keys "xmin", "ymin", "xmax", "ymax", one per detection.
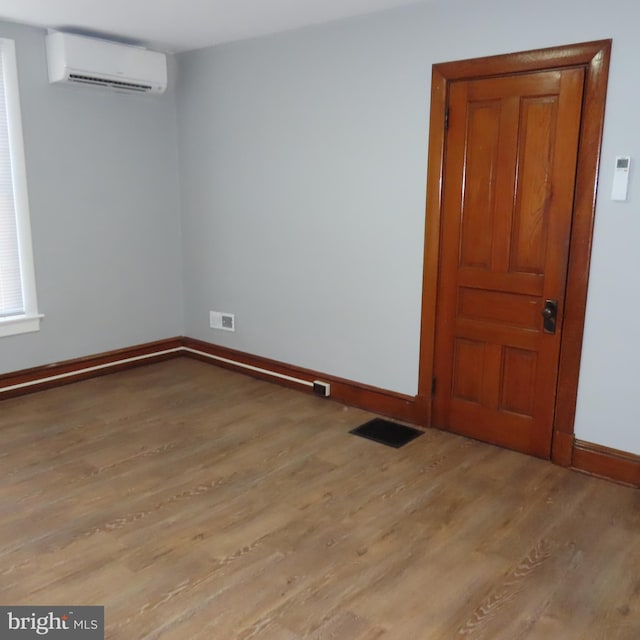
[{"xmin": 0, "ymin": 0, "xmax": 423, "ymax": 53}]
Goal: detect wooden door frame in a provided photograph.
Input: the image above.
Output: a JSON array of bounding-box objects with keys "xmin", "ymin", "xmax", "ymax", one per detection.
[{"xmin": 417, "ymin": 40, "xmax": 612, "ymax": 465}]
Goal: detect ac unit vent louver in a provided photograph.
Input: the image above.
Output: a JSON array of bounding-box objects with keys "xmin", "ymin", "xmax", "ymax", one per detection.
[{"xmin": 68, "ymin": 73, "xmax": 153, "ymax": 92}]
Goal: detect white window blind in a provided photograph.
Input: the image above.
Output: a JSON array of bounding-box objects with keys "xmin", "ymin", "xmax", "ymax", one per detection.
[
  {"xmin": 0, "ymin": 42, "xmax": 23, "ymax": 318},
  {"xmin": 0, "ymin": 38, "xmax": 40, "ymax": 337}
]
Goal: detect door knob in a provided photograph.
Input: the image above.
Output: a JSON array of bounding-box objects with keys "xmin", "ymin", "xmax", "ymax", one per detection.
[{"xmin": 542, "ymin": 299, "xmax": 558, "ymax": 333}]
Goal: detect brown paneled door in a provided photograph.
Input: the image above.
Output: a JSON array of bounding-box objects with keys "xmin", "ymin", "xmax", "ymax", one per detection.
[{"xmin": 432, "ymin": 68, "xmax": 585, "ymax": 458}]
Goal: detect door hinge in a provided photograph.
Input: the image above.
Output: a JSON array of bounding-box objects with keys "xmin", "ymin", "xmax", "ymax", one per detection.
[
  {"xmin": 432, "ymin": 377, "xmax": 437, "ymax": 395},
  {"xmin": 444, "ymin": 107, "xmax": 449, "ymax": 130}
]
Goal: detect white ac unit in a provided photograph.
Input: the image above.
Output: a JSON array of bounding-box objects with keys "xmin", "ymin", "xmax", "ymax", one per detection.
[{"xmin": 45, "ymin": 32, "xmax": 167, "ymax": 95}]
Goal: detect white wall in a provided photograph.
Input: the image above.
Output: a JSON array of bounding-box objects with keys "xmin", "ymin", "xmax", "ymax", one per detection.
[
  {"xmin": 0, "ymin": 21, "xmax": 184, "ymax": 374},
  {"xmin": 177, "ymin": 0, "xmax": 640, "ymax": 455}
]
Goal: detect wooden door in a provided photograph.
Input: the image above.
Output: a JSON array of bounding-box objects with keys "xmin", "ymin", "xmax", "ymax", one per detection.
[{"xmin": 431, "ymin": 68, "xmax": 585, "ymax": 458}]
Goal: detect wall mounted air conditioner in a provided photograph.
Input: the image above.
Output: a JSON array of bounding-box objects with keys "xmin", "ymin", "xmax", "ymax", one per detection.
[{"xmin": 45, "ymin": 32, "xmax": 167, "ymax": 94}]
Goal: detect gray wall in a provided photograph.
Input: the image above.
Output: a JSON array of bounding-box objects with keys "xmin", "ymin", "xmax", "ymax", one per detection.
[
  {"xmin": 177, "ymin": 8, "xmax": 428, "ymax": 395},
  {"xmin": 0, "ymin": 21, "xmax": 183, "ymax": 374},
  {"xmin": 177, "ymin": 0, "xmax": 640, "ymax": 455}
]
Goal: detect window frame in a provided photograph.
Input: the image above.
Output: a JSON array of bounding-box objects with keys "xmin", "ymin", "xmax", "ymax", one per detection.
[{"xmin": 0, "ymin": 37, "xmax": 41, "ymax": 338}]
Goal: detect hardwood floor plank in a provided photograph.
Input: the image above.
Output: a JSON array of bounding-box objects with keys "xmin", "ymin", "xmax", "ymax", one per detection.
[{"xmin": 0, "ymin": 359, "xmax": 638, "ymax": 639}]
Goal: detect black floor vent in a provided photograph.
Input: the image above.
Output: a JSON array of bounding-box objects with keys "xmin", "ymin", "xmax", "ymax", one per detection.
[{"xmin": 349, "ymin": 418, "xmax": 423, "ymax": 449}]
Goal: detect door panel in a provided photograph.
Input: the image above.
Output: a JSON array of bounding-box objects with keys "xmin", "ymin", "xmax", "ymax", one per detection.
[
  {"xmin": 432, "ymin": 68, "xmax": 585, "ymax": 458},
  {"xmin": 511, "ymin": 97, "xmax": 557, "ymax": 273}
]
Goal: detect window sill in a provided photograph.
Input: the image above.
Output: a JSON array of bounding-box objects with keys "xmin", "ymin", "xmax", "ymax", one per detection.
[{"xmin": 0, "ymin": 313, "xmax": 43, "ymax": 338}]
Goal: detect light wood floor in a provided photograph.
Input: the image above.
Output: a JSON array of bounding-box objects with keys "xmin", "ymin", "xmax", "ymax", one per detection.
[{"xmin": 0, "ymin": 359, "xmax": 638, "ymax": 639}]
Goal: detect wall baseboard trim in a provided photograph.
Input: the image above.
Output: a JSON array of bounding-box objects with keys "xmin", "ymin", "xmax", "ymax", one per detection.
[
  {"xmin": 182, "ymin": 338, "xmax": 422, "ymax": 423},
  {"xmin": 0, "ymin": 338, "xmax": 184, "ymax": 399},
  {"xmin": 0, "ymin": 337, "xmax": 421, "ymax": 424},
  {"xmin": 572, "ymin": 440, "xmax": 640, "ymax": 488},
  {"xmin": 3, "ymin": 337, "xmax": 638, "ymax": 488}
]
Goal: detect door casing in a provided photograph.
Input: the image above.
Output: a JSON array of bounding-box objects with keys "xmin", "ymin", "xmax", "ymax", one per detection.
[{"xmin": 417, "ymin": 40, "xmax": 612, "ymax": 465}]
